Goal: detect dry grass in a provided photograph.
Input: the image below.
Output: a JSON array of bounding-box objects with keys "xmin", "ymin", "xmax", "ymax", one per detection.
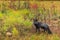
[{"xmin": 0, "ymin": 1, "xmax": 60, "ymax": 40}]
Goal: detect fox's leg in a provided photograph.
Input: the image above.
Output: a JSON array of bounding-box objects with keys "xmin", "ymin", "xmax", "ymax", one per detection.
[
  {"xmin": 35, "ymin": 27, "xmax": 38, "ymax": 32},
  {"xmin": 36, "ymin": 28, "xmax": 38, "ymax": 32},
  {"xmin": 37, "ymin": 28, "xmax": 40, "ymax": 33},
  {"xmin": 36, "ymin": 27, "xmax": 40, "ymax": 33},
  {"xmin": 44, "ymin": 28, "xmax": 47, "ymax": 32}
]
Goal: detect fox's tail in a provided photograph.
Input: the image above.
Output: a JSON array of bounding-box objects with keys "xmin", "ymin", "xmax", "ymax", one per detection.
[{"xmin": 47, "ymin": 27, "xmax": 52, "ymax": 34}]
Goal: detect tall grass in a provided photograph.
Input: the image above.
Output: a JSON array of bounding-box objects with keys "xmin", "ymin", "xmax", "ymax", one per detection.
[{"xmin": 0, "ymin": 1, "xmax": 60, "ymax": 40}]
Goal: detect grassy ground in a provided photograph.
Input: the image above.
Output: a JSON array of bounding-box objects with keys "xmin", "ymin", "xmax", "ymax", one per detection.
[
  {"xmin": 0, "ymin": 9, "xmax": 60, "ymax": 40},
  {"xmin": 0, "ymin": 1, "xmax": 60, "ymax": 40}
]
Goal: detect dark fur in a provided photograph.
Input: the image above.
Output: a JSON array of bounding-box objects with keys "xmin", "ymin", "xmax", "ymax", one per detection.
[{"xmin": 33, "ymin": 19, "xmax": 52, "ymax": 34}]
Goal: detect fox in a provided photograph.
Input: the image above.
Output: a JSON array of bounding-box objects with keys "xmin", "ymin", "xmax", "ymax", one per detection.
[{"xmin": 33, "ymin": 18, "xmax": 52, "ymax": 34}]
